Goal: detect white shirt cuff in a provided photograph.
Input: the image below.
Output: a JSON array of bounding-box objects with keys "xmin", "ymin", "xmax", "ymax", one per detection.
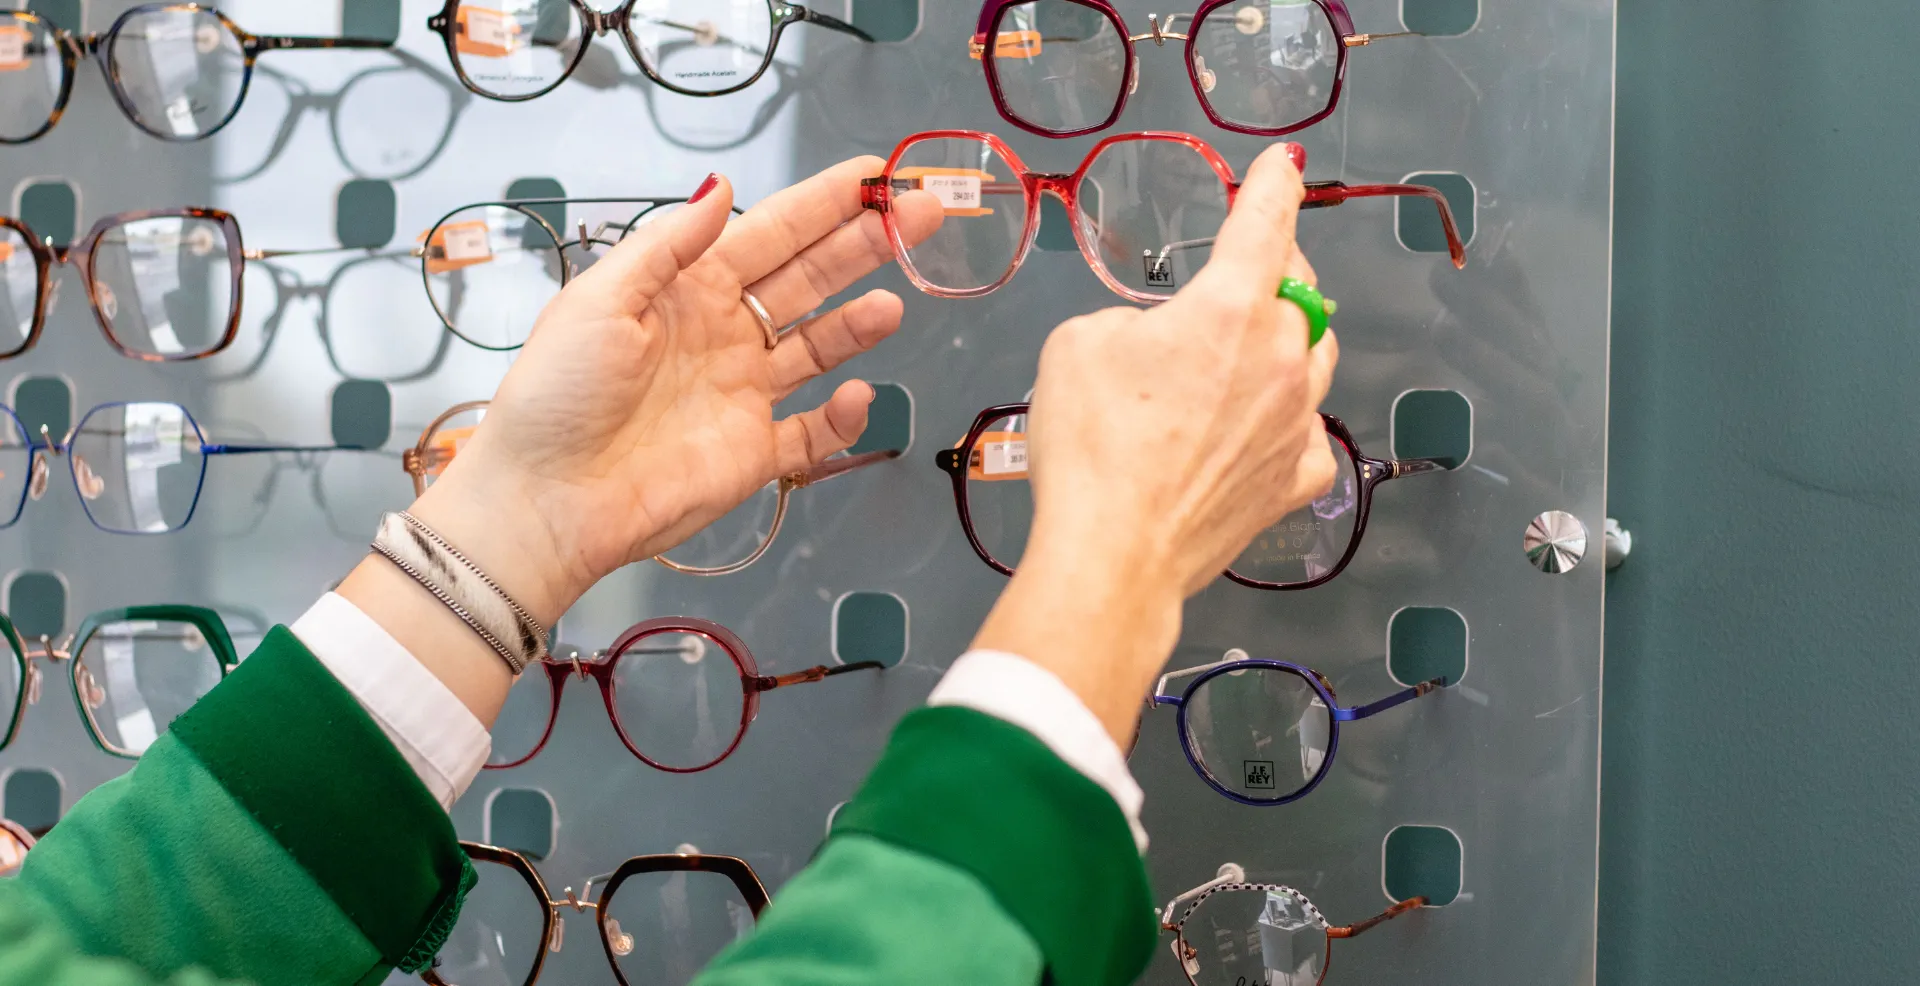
[
  {"xmin": 928, "ymin": 649, "xmax": 1148, "ymax": 853},
  {"xmin": 290, "ymin": 592, "xmax": 491, "ymax": 810}
]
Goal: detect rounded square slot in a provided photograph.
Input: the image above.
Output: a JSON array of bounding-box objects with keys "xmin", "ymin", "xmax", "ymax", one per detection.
[
  {"xmin": 832, "ymin": 591, "xmax": 908, "ymax": 668},
  {"xmin": 26, "ymin": 0, "xmax": 82, "ymax": 32},
  {"xmin": 3, "ymin": 768, "xmax": 62, "ymax": 834},
  {"xmin": 330, "ymin": 380, "xmax": 392, "ymax": 450},
  {"xmin": 1396, "ymin": 172, "xmax": 1475, "ymax": 254},
  {"xmin": 1036, "ymin": 194, "xmax": 1078, "ymax": 253},
  {"xmin": 341, "ymin": 0, "xmax": 403, "ymax": 42},
  {"xmin": 10, "ymin": 376, "xmax": 72, "ymax": 445},
  {"xmin": 1391, "ymin": 389, "xmax": 1472, "ymax": 470},
  {"xmin": 1383, "ymin": 824, "xmax": 1462, "ymax": 906},
  {"xmin": 4, "ymin": 571, "xmax": 67, "ymax": 640},
  {"xmin": 848, "ymin": 382, "xmax": 913, "ymax": 455},
  {"xmin": 1388, "ymin": 606, "xmax": 1466, "ymax": 687},
  {"xmin": 851, "ymin": 0, "xmax": 920, "ymax": 42},
  {"xmin": 485, "ymin": 787, "xmax": 557, "ymax": 861},
  {"xmin": 1400, "ymin": 0, "xmax": 1479, "ymax": 36},
  {"xmin": 335, "ymin": 179, "xmax": 397, "ymax": 250},
  {"xmin": 15, "ymin": 179, "xmax": 77, "ymax": 247}
]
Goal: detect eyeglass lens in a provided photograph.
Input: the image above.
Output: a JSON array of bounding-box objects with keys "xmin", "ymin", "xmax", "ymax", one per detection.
[
  {"xmin": 1226, "ymin": 431, "xmax": 1361, "ymax": 587},
  {"xmin": 73, "ymin": 618, "xmax": 224, "ymax": 755},
  {"xmin": 67, "ymin": 402, "xmax": 207, "ymax": 534},
  {"xmin": 609, "ymin": 629, "xmax": 744, "ymax": 770},
  {"xmin": 1178, "ymin": 886, "xmax": 1328, "ymax": 986},
  {"xmin": 0, "ymin": 634, "xmax": 23, "ymax": 743},
  {"xmin": 654, "ymin": 479, "xmax": 782, "ymax": 572},
  {"xmin": 892, "ymin": 137, "xmax": 1030, "ymax": 294},
  {"xmin": 1, "ymin": 411, "xmax": 29, "ymax": 520},
  {"xmin": 423, "ymin": 856, "xmax": 547, "ymax": 985},
  {"xmin": 416, "ymin": 406, "xmax": 488, "ymax": 492},
  {"xmin": 0, "ymin": 13, "xmax": 65, "ymax": 142},
  {"xmin": 92, "ymin": 215, "xmax": 236, "ymax": 358},
  {"xmin": 603, "ymin": 867, "xmax": 759, "ymax": 982},
  {"xmin": 1181, "ymin": 666, "xmax": 1332, "ymax": 803},
  {"xmin": 1076, "ymin": 138, "xmax": 1228, "ymax": 297},
  {"xmin": 958, "ymin": 410, "xmax": 1034, "ymax": 571},
  {"xmin": 986, "ymin": 0, "xmax": 1127, "ymax": 134},
  {"xmin": 625, "ymin": 0, "xmax": 777, "ymax": 95},
  {"xmin": 106, "ymin": 7, "xmax": 249, "ymax": 139},
  {"xmin": 1187, "ymin": 1, "xmax": 1341, "ymax": 131},
  {"xmin": 1, "ymin": 225, "xmax": 36, "ymax": 347},
  {"xmin": 447, "ymin": 0, "xmax": 582, "ymax": 100}
]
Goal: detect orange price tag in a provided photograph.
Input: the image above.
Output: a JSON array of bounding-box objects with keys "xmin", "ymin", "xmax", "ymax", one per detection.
[
  {"xmin": 0, "ymin": 241, "xmax": 13, "ymax": 264},
  {"xmin": 419, "ymin": 221, "xmax": 494, "ymax": 275},
  {"xmin": 422, "ymin": 425, "xmax": 479, "ymax": 477},
  {"xmin": 895, "ymin": 167, "xmax": 997, "ymax": 218},
  {"xmin": 455, "ymin": 6, "xmax": 521, "ymax": 58},
  {"xmin": 966, "ymin": 430, "xmax": 1029, "ymax": 481},
  {"xmin": 969, "ymin": 29, "xmax": 1042, "ymax": 60},
  {"xmin": 0, "ymin": 25, "xmax": 31, "ymax": 72}
]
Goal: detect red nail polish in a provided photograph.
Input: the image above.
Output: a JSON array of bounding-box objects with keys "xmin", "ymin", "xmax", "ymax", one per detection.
[
  {"xmin": 1284, "ymin": 143, "xmax": 1307, "ymax": 173},
  {"xmin": 689, "ymin": 172, "xmax": 720, "ymax": 203}
]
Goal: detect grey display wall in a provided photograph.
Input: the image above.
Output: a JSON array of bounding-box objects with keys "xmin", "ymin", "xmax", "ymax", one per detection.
[{"xmin": 0, "ymin": 0, "xmax": 1614, "ymax": 982}]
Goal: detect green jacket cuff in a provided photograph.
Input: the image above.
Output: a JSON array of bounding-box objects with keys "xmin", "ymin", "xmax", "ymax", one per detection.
[
  {"xmin": 169, "ymin": 626, "xmax": 473, "ymax": 972},
  {"xmin": 831, "ymin": 706, "xmax": 1155, "ymax": 986}
]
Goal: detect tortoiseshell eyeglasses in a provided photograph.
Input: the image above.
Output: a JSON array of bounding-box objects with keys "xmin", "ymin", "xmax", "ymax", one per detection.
[
  {"xmin": 405, "ymin": 400, "xmax": 899, "ymax": 576},
  {"xmin": 426, "ymin": 842, "xmax": 769, "ymax": 986},
  {"xmin": 488, "ymin": 617, "xmax": 885, "ymax": 771},
  {"xmin": 861, "ymin": 130, "xmax": 1466, "ymax": 304},
  {"xmin": 1161, "ymin": 863, "xmax": 1426, "ymax": 986},
  {"xmin": 0, "ymin": 4, "xmax": 391, "ymax": 144}
]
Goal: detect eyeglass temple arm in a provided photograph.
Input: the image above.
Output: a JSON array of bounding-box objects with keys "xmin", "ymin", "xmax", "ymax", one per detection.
[
  {"xmin": 245, "ymin": 245, "xmax": 393, "ymax": 261},
  {"xmin": 1335, "ymin": 677, "xmax": 1447, "ymax": 722},
  {"xmin": 1383, "ymin": 456, "xmax": 1456, "ymax": 479},
  {"xmin": 1327, "ymin": 895, "xmax": 1427, "ymax": 938},
  {"xmin": 795, "ymin": 5, "xmax": 876, "ymax": 42},
  {"xmin": 251, "ymin": 35, "xmax": 394, "ymax": 52},
  {"xmin": 203, "ymin": 443, "xmax": 365, "ymax": 455},
  {"xmin": 1343, "ymin": 30, "xmax": 1424, "ymax": 47},
  {"xmin": 1149, "ymin": 652, "xmax": 1251, "ymax": 706},
  {"xmin": 802, "ymin": 448, "xmax": 901, "ymax": 485},
  {"xmin": 1302, "ymin": 181, "xmax": 1468, "ymax": 270},
  {"xmin": 753, "ymin": 661, "xmax": 886, "ymax": 692},
  {"xmin": 1157, "ymin": 863, "xmax": 1247, "ymax": 926}
]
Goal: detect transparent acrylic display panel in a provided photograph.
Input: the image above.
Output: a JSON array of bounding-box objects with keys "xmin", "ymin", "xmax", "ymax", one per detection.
[{"xmin": 0, "ymin": 1, "xmax": 1612, "ymax": 983}]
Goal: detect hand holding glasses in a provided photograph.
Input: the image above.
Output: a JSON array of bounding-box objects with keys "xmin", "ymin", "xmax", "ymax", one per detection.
[
  {"xmin": 1161, "ymin": 863, "xmax": 1426, "ymax": 986},
  {"xmin": 428, "ymin": 0, "xmax": 872, "ymax": 102},
  {"xmin": 0, "ymin": 4, "xmax": 391, "ymax": 143},
  {"xmin": 404, "ymin": 400, "xmax": 899, "ymax": 574},
  {"xmin": 426, "ymin": 842, "xmax": 768, "ymax": 986},
  {"xmin": 0, "ymin": 400, "xmax": 371, "ymax": 533},
  {"xmin": 1149, "ymin": 648, "xmax": 1445, "ymax": 805},
  {"xmin": 972, "ymin": 0, "xmax": 1419, "ymax": 137},
  {"xmin": 0, "ymin": 605, "xmax": 239, "ymax": 758},
  {"xmin": 938, "ymin": 406, "xmax": 1450, "ymax": 590},
  {"xmin": 860, "ymin": 131, "xmax": 1465, "ymax": 303},
  {"xmin": 487, "ymin": 617, "xmax": 884, "ymax": 771}
]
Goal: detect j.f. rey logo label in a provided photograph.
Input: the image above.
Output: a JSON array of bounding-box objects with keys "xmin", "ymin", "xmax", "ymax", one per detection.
[{"xmin": 1143, "ymin": 251, "xmax": 1176, "ymax": 287}]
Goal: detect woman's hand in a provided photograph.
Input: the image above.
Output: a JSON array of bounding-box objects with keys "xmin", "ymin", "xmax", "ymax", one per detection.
[
  {"xmin": 972, "ymin": 142, "xmax": 1339, "ymax": 742},
  {"xmin": 409, "ymin": 159, "xmax": 942, "ymax": 626}
]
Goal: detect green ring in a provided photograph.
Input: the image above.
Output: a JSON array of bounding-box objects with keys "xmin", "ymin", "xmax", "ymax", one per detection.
[{"xmin": 1277, "ymin": 277, "xmax": 1336, "ymax": 347}]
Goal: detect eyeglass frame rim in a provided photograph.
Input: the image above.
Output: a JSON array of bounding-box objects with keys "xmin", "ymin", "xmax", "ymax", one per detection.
[
  {"xmin": 0, "ymin": 3, "xmax": 393, "ymax": 145},
  {"xmin": 932, "ymin": 403, "xmax": 1452, "ymax": 590},
  {"xmin": 0, "ymin": 603, "xmax": 239, "ymax": 758},
  {"xmin": 863, "ymin": 129, "xmax": 1467, "ymax": 305},
  {"xmin": 1159, "ymin": 869, "xmax": 1428, "ymax": 986},
  {"xmin": 972, "ymin": 0, "xmax": 1363, "ymax": 139},
  {"xmin": 430, "ymin": 840, "xmax": 771, "ymax": 986},
  {"xmin": 425, "ymin": 0, "xmax": 870, "ymax": 103}
]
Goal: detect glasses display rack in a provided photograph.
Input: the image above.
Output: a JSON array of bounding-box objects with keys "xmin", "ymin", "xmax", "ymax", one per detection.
[{"xmin": 0, "ymin": 0, "xmax": 1612, "ymax": 982}]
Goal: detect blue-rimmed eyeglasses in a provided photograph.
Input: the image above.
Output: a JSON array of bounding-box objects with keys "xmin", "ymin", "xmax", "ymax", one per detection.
[
  {"xmin": 1149, "ymin": 649, "xmax": 1447, "ymax": 806},
  {"xmin": 0, "ymin": 401, "xmax": 365, "ymax": 534}
]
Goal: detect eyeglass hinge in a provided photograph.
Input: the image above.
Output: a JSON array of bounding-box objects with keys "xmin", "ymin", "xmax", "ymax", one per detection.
[
  {"xmin": 935, "ymin": 448, "xmax": 963, "ymax": 472},
  {"xmin": 859, "ymin": 177, "xmax": 891, "ymax": 213},
  {"xmin": 427, "ymin": 13, "xmax": 447, "ymax": 30}
]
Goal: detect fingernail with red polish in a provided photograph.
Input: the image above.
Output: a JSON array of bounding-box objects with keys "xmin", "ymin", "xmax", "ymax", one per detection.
[
  {"xmin": 689, "ymin": 172, "xmax": 720, "ymax": 203},
  {"xmin": 1284, "ymin": 143, "xmax": 1307, "ymax": 173}
]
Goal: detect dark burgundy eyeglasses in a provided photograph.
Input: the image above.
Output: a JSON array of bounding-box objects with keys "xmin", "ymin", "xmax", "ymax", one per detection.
[
  {"xmin": 935, "ymin": 404, "xmax": 1453, "ymax": 590},
  {"xmin": 971, "ymin": 0, "xmax": 1421, "ymax": 138},
  {"xmin": 488, "ymin": 617, "xmax": 885, "ymax": 771}
]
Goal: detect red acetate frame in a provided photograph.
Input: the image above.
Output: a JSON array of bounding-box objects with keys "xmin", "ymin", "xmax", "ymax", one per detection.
[
  {"xmin": 488, "ymin": 617, "xmax": 883, "ymax": 772},
  {"xmin": 972, "ymin": 0, "xmax": 1376, "ymax": 139},
  {"xmin": 861, "ymin": 130, "xmax": 1466, "ymax": 306}
]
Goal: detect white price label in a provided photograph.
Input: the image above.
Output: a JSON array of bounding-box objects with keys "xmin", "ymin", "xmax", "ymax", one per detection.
[
  {"xmin": 982, "ymin": 439, "xmax": 1028, "ymax": 476},
  {"xmin": 466, "ymin": 7, "xmax": 515, "ymax": 51},
  {"xmin": 442, "ymin": 222, "xmax": 492, "ymax": 262},
  {"xmin": 0, "ymin": 26, "xmax": 28, "ymax": 70},
  {"xmin": 923, "ymin": 175, "xmax": 982, "ymax": 212}
]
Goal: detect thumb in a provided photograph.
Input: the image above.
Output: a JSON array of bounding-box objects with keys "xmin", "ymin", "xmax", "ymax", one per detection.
[{"xmin": 568, "ymin": 174, "xmax": 734, "ymax": 314}]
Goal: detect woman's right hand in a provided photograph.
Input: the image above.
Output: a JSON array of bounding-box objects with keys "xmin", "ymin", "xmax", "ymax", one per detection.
[{"xmin": 973, "ymin": 142, "xmax": 1339, "ymax": 741}]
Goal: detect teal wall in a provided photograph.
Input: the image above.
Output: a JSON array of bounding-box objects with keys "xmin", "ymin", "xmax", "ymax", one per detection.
[{"xmin": 1602, "ymin": 1, "xmax": 1920, "ymax": 981}]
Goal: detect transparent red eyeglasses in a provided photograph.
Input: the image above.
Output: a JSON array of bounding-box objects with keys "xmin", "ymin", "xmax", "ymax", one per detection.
[
  {"xmin": 488, "ymin": 617, "xmax": 884, "ymax": 772},
  {"xmin": 860, "ymin": 130, "xmax": 1465, "ymax": 304},
  {"xmin": 971, "ymin": 0, "xmax": 1420, "ymax": 138}
]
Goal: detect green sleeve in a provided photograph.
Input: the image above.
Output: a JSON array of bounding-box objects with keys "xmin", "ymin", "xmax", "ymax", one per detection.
[
  {"xmin": 696, "ymin": 706, "xmax": 1155, "ymax": 986},
  {"xmin": 8, "ymin": 627, "xmax": 474, "ymax": 986}
]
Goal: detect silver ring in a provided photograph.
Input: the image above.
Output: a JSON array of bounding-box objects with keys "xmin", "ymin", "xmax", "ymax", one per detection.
[{"xmin": 741, "ymin": 289, "xmax": 779, "ymax": 350}]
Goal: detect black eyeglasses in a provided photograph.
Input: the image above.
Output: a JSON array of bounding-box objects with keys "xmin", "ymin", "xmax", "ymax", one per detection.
[
  {"xmin": 427, "ymin": 0, "xmax": 873, "ymax": 102},
  {"xmin": 936, "ymin": 406, "xmax": 1452, "ymax": 590},
  {"xmin": 425, "ymin": 842, "xmax": 770, "ymax": 986},
  {"xmin": 0, "ymin": 4, "xmax": 391, "ymax": 143}
]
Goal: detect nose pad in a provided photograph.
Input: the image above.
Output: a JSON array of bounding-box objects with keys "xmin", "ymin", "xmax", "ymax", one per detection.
[
  {"xmin": 1193, "ymin": 55, "xmax": 1217, "ymax": 93},
  {"xmin": 180, "ymin": 623, "xmax": 206, "ymax": 653},
  {"xmin": 549, "ymin": 914, "xmax": 566, "ymax": 952},
  {"xmin": 25, "ymin": 662, "xmax": 41, "ymax": 706},
  {"xmin": 92, "ymin": 280, "xmax": 118, "ymax": 321},
  {"xmin": 28, "ymin": 456, "xmax": 48, "ymax": 500},
  {"xmin": 78, "ymin": 667, "xmax": 105, "ymax": 710},
  {"xmin": 73, "ymin": 455, "xmax": 105, "ymax": 500},
  {"xmin": 44, "ymin": 277, "xmax": 60, "ymax": 316},
  {"xmin": 1127, "ymin": 57, "xmax": 1140, "ymax": 95},
  {"xmin": 603, "ymin": 916, "xmax": 634, "ymax": 956}
]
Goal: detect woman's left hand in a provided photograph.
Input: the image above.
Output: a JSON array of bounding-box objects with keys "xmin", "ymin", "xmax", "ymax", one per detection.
[{"xmin": 408, "ymin": 159, "xmax": 943, "ymax": 625}]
